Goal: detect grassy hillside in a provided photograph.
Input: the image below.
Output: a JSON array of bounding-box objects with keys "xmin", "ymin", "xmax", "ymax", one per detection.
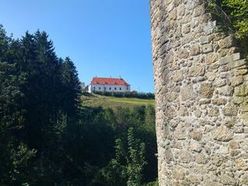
[{"xmin": 81, "ymin": 94, "xmax": 155, "ymax": 108}]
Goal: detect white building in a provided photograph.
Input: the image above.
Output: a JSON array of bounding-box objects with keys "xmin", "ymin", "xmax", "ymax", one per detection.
[{"xmin": 89, "ymin": 77, "xmax": 131, "ymax": 93}]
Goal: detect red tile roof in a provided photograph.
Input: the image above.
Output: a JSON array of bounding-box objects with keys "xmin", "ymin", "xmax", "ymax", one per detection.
[{"xmin": 91, "ymin": 77, "xmax": 129, "ymax": 86}]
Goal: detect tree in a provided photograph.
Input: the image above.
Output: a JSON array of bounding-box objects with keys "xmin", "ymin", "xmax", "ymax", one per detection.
[
  {"xmin": 126, "ymin": 127, "xmax": 146, "ymax": 186},
  {"xmin": 0, "ymin": 30, "xmax": 36, "ymax": 185},
  {"xmin": 95, "ymin": 127, "xmax": 146, "ymax": 186},
  {"xmin": 59, "ymin": 57, "xmax": 81, "ymax": 117}
]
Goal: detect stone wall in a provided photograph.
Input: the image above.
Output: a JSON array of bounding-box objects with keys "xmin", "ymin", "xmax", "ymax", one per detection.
[{"xmin": 150, "ymin": 0, "xmax": 248, "ymax": 185}]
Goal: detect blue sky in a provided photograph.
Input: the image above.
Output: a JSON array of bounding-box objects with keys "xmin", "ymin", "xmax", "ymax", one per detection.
[{"xmin": 0, "ymin": 0, "xmax": 154, "ymax": 92}]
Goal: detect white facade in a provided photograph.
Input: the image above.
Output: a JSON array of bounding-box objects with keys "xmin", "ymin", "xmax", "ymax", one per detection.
[{"xmin": 89, "ymin": 84, "xmax": 130, "ymax": 93}]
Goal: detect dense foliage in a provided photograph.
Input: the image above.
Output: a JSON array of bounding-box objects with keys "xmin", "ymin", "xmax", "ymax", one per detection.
[
  {"xmin": 208, "ymin": 0, "xmax": 248, "ymax": 55},
  {"xmin": 221, "ymin": 0, "xmax": 248, "ymax": 39},
  {"xmin": 0, "ymin": 25, "xmax": 157, "ymax": 185}
]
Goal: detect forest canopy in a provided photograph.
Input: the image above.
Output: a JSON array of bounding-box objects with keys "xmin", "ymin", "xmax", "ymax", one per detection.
[{"xmin": 0, "ymin": 25, "xmax": 157, "ymax": 186}]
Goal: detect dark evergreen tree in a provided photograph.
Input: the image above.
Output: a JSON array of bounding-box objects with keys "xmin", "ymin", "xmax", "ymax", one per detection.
[{"xmin": 59, "ymin": 57, "xmax": 81, "ymax": 116}]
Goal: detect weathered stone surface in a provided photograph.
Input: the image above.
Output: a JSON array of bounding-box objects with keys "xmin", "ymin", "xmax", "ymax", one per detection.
[
  {"xmin": 190, "ymin": 130, "xmax": 202, "ymax": 141},
  {"xmin": 229, "ymin": 59, "xmax": 247, "ymax": 69},
  {"xmin": 178, "ymin": 150, "xmax": 192, "ymax": 163},
  {"xmin": 231, "ymin": 76, "xmax": 243, "ymax": 87},
  {"xmin": 213, "ymin": 125, "xmax": 233, "ymax": 142},
  {"xmin": 180, "ymin": 85, "xmax": 194, "ymax": 101},
  {"xmin": 187, "ymin": 174, "xmax": 201, "ymax": 184},
  {"xmin": 182, "ymin": 24, "xmax": 191, "ymax": 34},
  {"xmin": 188, "ymin": 65, "xmax": 205, "ymax": 77},
  {"xmin": 235, "ymin": 159, "xmax": 248, "ymax": 170},
  {"xmin": 178, "ymin": 48, "xmax": 189, "ymax": 59},
  {"xmin": 219, "ymin": 56, "xmax": 233, "ymax": 66},
  {"xmin": 234, "ymin": 84, "xmax": 248, "ymax": 96},
  {"xmin": 208, "ymin": 107, "xmax": 219, "ymax": 117},
  {"xmin": 202, "ymin": 44, "xmax": 213, "ymax": 53},
  {"xmin": 218, "ymin": 86, "xmax": 234, "ymax": 96},
  {"xmin": 151, "ymin": 0, "xmax": 248, "ymax": 185},
  {"xmin": 203, "ymin": 181, "xmax": 223, "ymax": 186},
  {"xmin": 212, "ymin": 98, "xmax": 227, "ymax": 105},
  {"xmin": 213, "ymin": 79, "xmax": 226, "ymax": 87},
  {"xmin": 195, "ymin": 153, "xmax": 208, "ymax": 164},
  {"xmin": 206, "ymin": 53, "xmax": 218, "ymax": 64},
  {"xmin": 190, "ymin": 140, "xmax": 202, "ymax": 152},
  {"xmin": 172, "ymin": 70, "xmax": 184, "ymax": 82},
  {"xmin": 218, "ymin": 36, "xmax": 233, "ymax": 49},
  {"xmin": 234, "ymin": 68, "xmax": 248, "ymax": 76},
  {"xmin": 241, "ymin": 174, "xmax": 248, "ymax": 185},
  {"xmin": 190, "ymin": 44, "xmax": 200, "ymax": 56},
  {"xmin": 223, "ymin": 103, "xmax": 238, "ymax": 116},
  {"xmin": 220, "ymin": 174, "xmax": 236, "ymax": 185},
  {"xmin": 199, "ymin": 83, "xmax": 214, "ymax": 98},
  {"xmin": 172, "ymin": 168, "xmax": 185, "ymax": 180}
]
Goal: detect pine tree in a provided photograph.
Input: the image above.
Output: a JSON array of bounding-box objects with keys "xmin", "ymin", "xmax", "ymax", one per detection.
[{"xmin": 59, "ymin": 57, "xmax": 81, "ymax": 116}]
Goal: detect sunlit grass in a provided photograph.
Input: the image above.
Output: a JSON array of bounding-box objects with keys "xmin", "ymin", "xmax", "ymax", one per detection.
[{"xmin": 81, "ymin": 94, "xmax": 155, "ymax": 108}]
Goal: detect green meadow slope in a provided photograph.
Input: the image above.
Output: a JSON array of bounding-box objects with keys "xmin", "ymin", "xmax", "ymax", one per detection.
[{"xmin": 81, "ymin": 94, "xmax": 155, "ymax": 108}]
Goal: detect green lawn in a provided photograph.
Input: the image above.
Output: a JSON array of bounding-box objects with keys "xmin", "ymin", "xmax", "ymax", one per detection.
[{"xmin": 81, "ymin": 94, "xmax": 155, "ymax": 109}]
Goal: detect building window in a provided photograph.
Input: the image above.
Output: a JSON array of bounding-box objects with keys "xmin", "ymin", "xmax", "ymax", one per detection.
[
  {"xmin": 99, "ymin": 87, "xmax": 101, "ymax": 90},
  {"xmin": 93, "ymin": 87, "xmax": 95, "ymax": 91},
  {"xmin": 120, "ymin": 88, "xmax": 122, "ymax": 90},
  {"xmin": 114, "ymin": 87, "xmax": 117, "ymax": 90},
  {"xmin": 109, "ymin": 87, "xmax": 111, "ymax": 90}
]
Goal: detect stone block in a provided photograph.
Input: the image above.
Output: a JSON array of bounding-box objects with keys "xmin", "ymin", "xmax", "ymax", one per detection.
[
  {"xmin": 219, "ymin": 36, "xmax": 233, "ymax": 49},
  {"xmin": 231, "ymin": 76, "xmax": 243, "ymax": 87},
  {"xmin": 213, "ymin": 79, "xmax": 226, "ymax": 87},
  {"xmin": 241, "ymin": 174, "xmax": 248, "ymax": 185},
  {"xmin": 232, "ymin": 53, "xmax": 240, "ymax": 61},
  {"xmin": 188, "ymin": 65, "xmax": 205, "ymax": 77},
  {"xmin": 229, "ymin": 59, "xmax": 246, "ymax": 69},
  {"xmin": 218, "ymin": 86, "xmax": 234, "ymax": 96},
  {"xmin": 193, "ymin": 5, "xmax": 205, "ymax": 17},
  {"xmin": 177, "ymin": 4, "xmax": 185, "ymax": 18},
  {"xmin": 234, "ymin": 68, "xmax": 248, "ymax": 76},
  {"xmin": 190, "ymin": 44, "xmax": 200, "ymax": 56},
  {"xmin": 195, "ymin": 153, "xmax": 208, "ymax": 164},
  {"xmin": 220, "ymin": 174, "xmax": 236, "ymax": 185},
  {"xmin": 213, "ymin": 125, "xmax": 233, "ymax": 142},
  {"xmin": 180, "ymin": 85, "xmax": 195, "ymax": 101},
  {"xmin": 190, "ymin": 140, "xmax": 202, "ymax": 152},
  {"xmin": 208, "ymin": 107, "xmax": 219, "ymax": 117},
  {"xmin": 199, "ymin": 83, "xmax": 214, "ymax": 98},
  {"xmin": 202, "ymin": 44, "xmax": 213, "ymax": 53},
  {"xmin": 182, "ymin": 24, "xmax": 191, "ymax": 34},
  {"xmin": 219, "ymin": 56, "xmax": 233, "ymax": 66},
  {"xmin": 178, "ymin": 48, "xmax": 189, "ymax": 59},
  {"xmin": 206, "ymin": 53, "xmax": 218, "ymax": 64},
  {"xmin": 212, "ymin": 98, "xmax": 227, "ymax": 105},
  {"xmin": 200, "ymin": 36, "xmax": 209, "ymax": 44},
  {"xmin": 235, "ymin": 159, "xmax": 248, "ymax": 171},
  {"xmin": 190, "ymin": 130, "xmax": 202, "ymax": 141},
  {"xmin": 223, "ymin": 103, "xmax": 238, "ymax": 116},
  {"xmin": 234, "ymin": 84, "xmax": 248, "ymax": 97},
  {"xmin": 172, "ymin": 70, "xmax": 184, "ymax": 82}
]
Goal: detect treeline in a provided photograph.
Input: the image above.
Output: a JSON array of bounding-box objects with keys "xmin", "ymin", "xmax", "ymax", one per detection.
[
  {"xmin": 89, "ymin": 91, "xmax": 155, "ymax": 99},
  {"xmin": 0, "ymin": 25, "xmax": 157, "ymax": 185}
]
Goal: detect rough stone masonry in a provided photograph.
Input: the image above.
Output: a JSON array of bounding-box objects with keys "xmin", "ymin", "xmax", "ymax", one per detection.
[{"xmin": 150, "ymin": 0, "xmax": 248, "ymax": 185}]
